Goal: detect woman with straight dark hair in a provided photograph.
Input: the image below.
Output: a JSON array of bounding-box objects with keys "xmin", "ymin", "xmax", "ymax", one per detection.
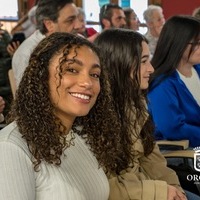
[
  {"xmin": 148, "ymin": 15, "xmax": 200, "ymax": 148},
  {"xmin": 94, "ymin": 28, "xmax": 193, "ymax": 200}
]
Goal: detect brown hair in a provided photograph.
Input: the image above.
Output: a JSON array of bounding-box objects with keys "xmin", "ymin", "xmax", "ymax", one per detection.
[{"xmin": 8, "ymin": 32, "xmax": 122, "ymax": 172}]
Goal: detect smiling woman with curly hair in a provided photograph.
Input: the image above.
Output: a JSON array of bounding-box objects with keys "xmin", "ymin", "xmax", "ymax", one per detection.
[{"xmin": 0, "ymin": 32, "xmax": 122, "ymax": 200}]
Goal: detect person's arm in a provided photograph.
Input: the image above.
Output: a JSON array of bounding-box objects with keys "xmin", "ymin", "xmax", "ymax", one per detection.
[
  {"xmin": 148, "ymin": 80, "xmax": 200, "ymax": 147},
  {"xmin": 108, "ymin": 143, "xmax": 187, "ymax": 200},
  {"xmin": 108, "ymin": 170, "xmax": 168, "ymax": 200},
  {"xmin": 140, "ymin": 143, "xmax": 184, "ymax": 192},
  {"xmin": 0, "ymin": 142, "xmax": 35, "ymax": 199}
]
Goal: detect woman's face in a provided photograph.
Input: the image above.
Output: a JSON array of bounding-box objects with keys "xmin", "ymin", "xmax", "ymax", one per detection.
[
  {"xmin": 49, "ymin": 45, "xmax": 101, "ymax": 125},
  {"xmin": 129, "ymin": 11, "xmax": 140, "ymax": 31},
  {"xmin": 183, "ymin": 39, "xmax": 200, "ymax": 65},
  {"xmin": 140, "ymin": 41, "xmax": 154, "ymax": 89}
]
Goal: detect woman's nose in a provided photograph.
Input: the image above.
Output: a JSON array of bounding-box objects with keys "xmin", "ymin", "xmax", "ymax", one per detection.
[
  {"xmin": 148, "ymin": 63, "xmax": 154, "ymax": 74},
  {"xmin": 78, "ymin": 74, "xmax": 93, "ymax": 88}
]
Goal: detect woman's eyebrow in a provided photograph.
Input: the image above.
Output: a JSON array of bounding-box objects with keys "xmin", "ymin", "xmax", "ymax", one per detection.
[
  {"xmin": 141, "ymin": 55, "xmax": 149, "ymax": 59},
  {"xmin": 67, "ymin": 58, "xmax": 101, "ymax": 69}
]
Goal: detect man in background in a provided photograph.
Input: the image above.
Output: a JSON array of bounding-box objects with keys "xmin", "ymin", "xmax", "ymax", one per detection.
[
  {"xmin": 12, "ymin": 0, "xmax": 81, "ymax": 87},
  {"xmin": 99, "ymin": 3, "xmax": 126, "ymax": 30}
]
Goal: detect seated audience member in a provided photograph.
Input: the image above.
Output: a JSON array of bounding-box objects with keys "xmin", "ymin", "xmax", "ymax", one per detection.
[
  {"xmin": 192, "ymin": 6, "xmax": 200, "ymax": 19},
  {"xmin": 148, "ymin": 15, "xmax": 200, "ymax": 148},
  {"xmin": 0, "ymin": 22, "xmax": 16, "ymax": 115},
  {"xmin": 99, "ymin": 3, "xmax": 126, "ymax": 31},
  {"xmin": 143, "ymin": 5, "xmax": 165, "ymax": 57},
  {"xmin": 77, "ymin": 7, "xmax": 99, "ymax": 42},
  {"xmin": 0, "ymin": 32, "xmax": 120, "ymax": 199},
  {"xmin": 123, "ymin": 8, "xmax": 140, "ymax": 31},
  {"xmin": 12, "ymin": 0, "xmax": 81, "ymax": 87},
  {"xmin": 10, "ymin": 5, "xmax": 37, "ymax": 39},
  {"xmin": 95, "ymin": 28, "xmax": 199, "ymax": 200}
]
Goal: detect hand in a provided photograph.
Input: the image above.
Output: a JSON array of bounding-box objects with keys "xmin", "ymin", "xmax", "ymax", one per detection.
[
  {"xmin": 7, "ymin": 41, "xmax": 20, "ymax": 56},
  {"xmin": 167, "ymin": 185, "xmax": 187, "ymax": 200},
  {"xmin": 0, "ymin": 96, "xmax": 5, "ymax": 113}
]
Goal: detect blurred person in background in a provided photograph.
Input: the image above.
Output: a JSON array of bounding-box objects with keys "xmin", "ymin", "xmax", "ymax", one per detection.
[
  {"xmin": 148, "ymin": 15, "xmax": 200, "ymax": 148},
  {"xmin": 12, "ymin": 0, "xmax": 82, "ymax": 87},
  {"xmin": 123, "ymin": 8, "xmax": 140, "ymax": 31},
  {"xmin": 0, "ymin": 22, "xmax": 17, "ymax": 116},
  {"xmin": 143, "ymin": 5, "xmax": 165, "ymax": 57},
  {"xmin": 10, "ymin": 5, "xmax": 38, "ymax": 39},
  {"xmin": 99, "ymin": 3, "xmax": 126, "ymax": 30},
  {"xmin": 76, "ymin": 7, "xmax": 99, "ymax": 42}
]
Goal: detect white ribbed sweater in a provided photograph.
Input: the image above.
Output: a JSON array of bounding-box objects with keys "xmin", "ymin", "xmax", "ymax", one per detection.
[{"xmin": 0, "ymin": 122, "xmax": 109, "ymax": 200}]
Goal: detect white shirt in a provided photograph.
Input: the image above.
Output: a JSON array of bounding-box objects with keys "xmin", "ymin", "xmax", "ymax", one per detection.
[
  {"xmin": 177, "ymin": 67, "xmax": 200, "ymax": 106},
  {"xmin": 144, "ymin": 31, "xmax": 159, "ymax": 58},
  {"xmin": 0, "ymin": 122, "xmax": 109, "ymax": 200},
  {"xmin": 12, "ymin": 30, "xmax": 45, "ymax": 87},
  {"xmin": 21, "ymin": 19, "xmax": 36, "ymax": 38}
]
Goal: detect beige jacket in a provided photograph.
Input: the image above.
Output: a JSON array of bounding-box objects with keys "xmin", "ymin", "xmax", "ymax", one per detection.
[{"xmin": 108, "ymin": 111, "xmax": 184, "ymax": 200}]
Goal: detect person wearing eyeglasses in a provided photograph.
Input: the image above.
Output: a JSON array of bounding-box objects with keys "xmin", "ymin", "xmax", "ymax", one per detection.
[
  {"xmin": 123, "ymin": 8, "xmax": 140, "ymax": 31},
  {"xmin": 99, "ymin": 3, "xmax": 126, "ymax": 30},
  {"xmin": 148, "ymin": 15, "xmax": 200, "ymax": 148}
]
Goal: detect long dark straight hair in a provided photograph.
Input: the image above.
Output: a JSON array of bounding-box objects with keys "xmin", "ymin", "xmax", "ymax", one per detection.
[{"xmin": 150, "ymin": 15, "xmax": 200, "ymax": 89}]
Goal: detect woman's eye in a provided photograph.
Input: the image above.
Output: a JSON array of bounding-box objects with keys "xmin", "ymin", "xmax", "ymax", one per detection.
[
  {"xmin": 66, "ymin": 68, "xmax": 77, "ymax": 73},
  {"xmin": 141, "ymin": 60, "xmax": 147, "ymax": 64},
  {"xmin": 90, "ymin": 73, "xmax": 100, "ymax": 79}
]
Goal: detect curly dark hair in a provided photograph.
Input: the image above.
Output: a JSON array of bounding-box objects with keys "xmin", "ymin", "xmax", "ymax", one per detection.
[
  {"xmin": 95, "ymin": 29, "xmax": 155, "ymax": 173},
  {"xmin": 7, "ymin": 32, "xmax": 122, "ymax": 172}
]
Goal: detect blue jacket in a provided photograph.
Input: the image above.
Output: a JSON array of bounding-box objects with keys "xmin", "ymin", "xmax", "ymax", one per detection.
[{"xmin": 148, "ymin": 65, "xmax": 200, "ymax": 147}]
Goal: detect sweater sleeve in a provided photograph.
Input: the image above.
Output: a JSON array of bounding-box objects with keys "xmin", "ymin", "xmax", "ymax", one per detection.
[
  {"xmin": 148, "ymin": 80, "xmax": 200, "ymax": 147},
  {"xmin": 107, "ymin": 144, "xmax": 185, "ymax": 200},
  {"xmin": 0, "ymin": 142, "xmax": 35, "ymax": 200},
  {"xmin": 140, "ymin": 144, "xmax": 184, "ymax": 192},
  {"xmin": 108, "ymin": 170, "xmax": 168, "ymax": 200}
]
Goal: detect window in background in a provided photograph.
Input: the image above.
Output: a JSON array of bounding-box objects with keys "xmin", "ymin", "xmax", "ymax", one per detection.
[
  {"xmin": 120, "ymin": 0, "xmax": 130, "ymax": 7},
  {"xmin": 82, "ymin": 0, "xmax": 102, "ymax": 32},
  {"xmin": 0, "ymin": 0, "xmax": 18, "ymax": 20},
  {"xmin": 98, "ymin": 0, "xmax": 109, "ymax": 7}
]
